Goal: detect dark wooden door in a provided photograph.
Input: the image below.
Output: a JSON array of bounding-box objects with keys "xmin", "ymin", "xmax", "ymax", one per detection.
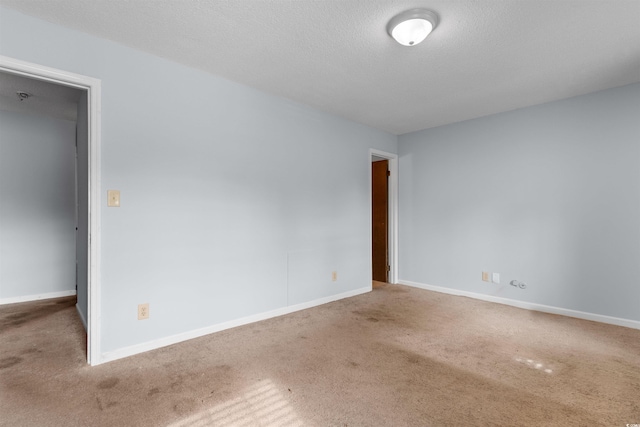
[{"xmin": 372, "ymin": 160, "xmax": 389, "ymax": 282}]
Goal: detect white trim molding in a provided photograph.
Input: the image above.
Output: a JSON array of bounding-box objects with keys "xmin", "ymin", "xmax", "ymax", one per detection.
[
  {"xmin": 0, "ymin": 290, "xmax": 77, "ymax": 305},
  {"xmin": 370, "ymin": 149, "xmax": 399, "ymax": 284},
  {"xmin": 101, "ymin": 286, "xmax": 371, "ymax": 364},
  {"xmin": 399, "ymin": 280, "xmax": 640, "ymax": 330},
  {"xmin": 0, "ymin": 55, "xmax": 102, "ymax": 365}
]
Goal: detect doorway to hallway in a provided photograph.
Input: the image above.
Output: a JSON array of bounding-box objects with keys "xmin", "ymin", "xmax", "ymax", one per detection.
[{"xmin": 0, "ymin": 55, "xmax": 102, "ymax": 365}]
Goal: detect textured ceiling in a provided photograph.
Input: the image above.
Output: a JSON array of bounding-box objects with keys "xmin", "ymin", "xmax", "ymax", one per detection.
[
  {"xmin": 2, "ymin": 0, "xmax": 639, "ymax": 135},
  {"xmin": 0, "ymin": 71, "xmax": 82, "ymax": 121}
]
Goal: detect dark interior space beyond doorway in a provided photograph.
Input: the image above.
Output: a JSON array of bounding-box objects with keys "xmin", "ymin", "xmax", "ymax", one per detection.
[{"xmin": 372, "ymin": 159, "xmax": 389, "ymax": 283}]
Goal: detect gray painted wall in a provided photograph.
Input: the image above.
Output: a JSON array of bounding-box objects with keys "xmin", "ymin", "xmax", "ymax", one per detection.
[
  {"xmin": 0, "ymin": 7, "xmax": 397, "ymax": 354},
  {"xmin": 0, "ymin": 109, "xmax": 77, "ymax": 300},
  {"xmin": 399, "ymin": 83, "xmax": 640, "ymax": 322}
]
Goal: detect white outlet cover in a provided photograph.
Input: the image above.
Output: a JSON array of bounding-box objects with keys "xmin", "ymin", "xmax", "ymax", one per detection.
[{"xmin": 492, "ymin": 273, "xmax": 500, "ymax": 284}]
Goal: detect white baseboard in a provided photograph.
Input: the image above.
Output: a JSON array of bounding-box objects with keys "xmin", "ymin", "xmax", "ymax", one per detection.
[
  {"xmin": 0, "ymin": 290, "xmax": 76, "ymax": 305},
  {"xmin": 76, "ymin": 303, "xmax": 88, "ymax": 331},
  {"xmin": 99, "ymin": 286, "xmax": 371, "ymax": 364},
  {"xmin": 399, "ymin": 280, "xmax": 640, "ymax": 330}
]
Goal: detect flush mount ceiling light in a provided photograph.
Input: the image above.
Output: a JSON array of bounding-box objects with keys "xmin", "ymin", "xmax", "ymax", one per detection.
[{"xmin": 387, "ymin": 9, "xmax": 438, "ymax": 47}]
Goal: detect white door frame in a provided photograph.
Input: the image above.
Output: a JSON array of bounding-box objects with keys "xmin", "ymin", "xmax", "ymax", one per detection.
[
  {"xmin": 370, "ymin": 149, "xmax": 398, "ymax": 284},
  {"xmin": 0, "ymin": 55, "xmax": 102, "ymax": 365}
]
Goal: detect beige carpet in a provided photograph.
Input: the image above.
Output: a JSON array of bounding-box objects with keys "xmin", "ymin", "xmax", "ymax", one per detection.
[{"xmin": 1, "ymin": 284, "xmax": 638, "ymax": 426}]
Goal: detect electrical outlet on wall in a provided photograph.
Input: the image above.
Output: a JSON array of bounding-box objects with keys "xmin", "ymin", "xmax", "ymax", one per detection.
[
  {"xmin": 138, "ymin": 303, "xmax": 149, "ymax": 320},
  {"xmin": 482, "ymin": 272, "xmax": 490, "ymax": 282},
  {"xmin": 492, "ymin": 273, "xmax": 500, "ymax": 284},
  {"xmin": 331, "ymin": 271, "xmax": 338, "ymax": 282}
]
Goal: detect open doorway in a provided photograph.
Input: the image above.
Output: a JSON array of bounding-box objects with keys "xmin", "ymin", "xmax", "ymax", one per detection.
[
  {"xmin": 0, "ymin": 72, "xmax": 82, "ymax": 308},
  {"xmin": 370, "ymin": 149, "xmax": 398, "ymax": 288},
  {"xmin": 0, "ymin": 55, "xmax": 101, "ymax": 365}
]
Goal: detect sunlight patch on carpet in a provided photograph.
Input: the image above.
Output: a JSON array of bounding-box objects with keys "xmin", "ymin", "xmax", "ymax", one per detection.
[
  {"xmin": 515, "ymin": 357, "xmax": 553, "ymax": 374},
  {"xmin": 167, "ymin": 379, "xmax": 304, "ymax": 427}
]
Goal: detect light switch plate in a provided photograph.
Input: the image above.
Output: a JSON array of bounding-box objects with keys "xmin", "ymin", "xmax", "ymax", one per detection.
[
  {"xmin": 107, "ymin": 190, "xmax": 120, "ymax": 207},
  {"xmin": 482, "ymin": 271, "xmax": 490, "ymax": 282},
  {"xmin": 492, "ymin": 272, "xmax": 500, "ymax": 284}
]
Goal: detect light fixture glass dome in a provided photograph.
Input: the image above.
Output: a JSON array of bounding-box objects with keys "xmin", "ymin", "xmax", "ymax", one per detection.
[{"xmin": 387, "ymin": 9, "xmax": 438, "ymax": 47}]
